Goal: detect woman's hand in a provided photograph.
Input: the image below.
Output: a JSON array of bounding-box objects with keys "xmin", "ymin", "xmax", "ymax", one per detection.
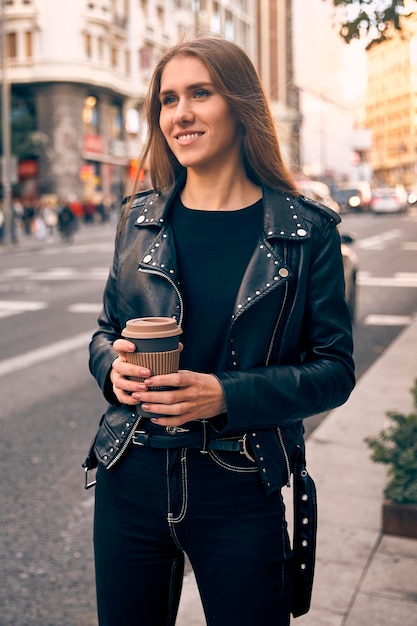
[
  {"xmin": 110, "ymin": 338, "xmax": 152, "ymax": 406},
  {"xmin": 131, "ymin": 370, "xmax": 227, "ymax": 426}
]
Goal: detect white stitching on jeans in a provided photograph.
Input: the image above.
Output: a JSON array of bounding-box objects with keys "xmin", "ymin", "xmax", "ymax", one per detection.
[
  {"xmin": 169, "ymin": 448, "xmax": 188, "ymax": 524},
  {"xmin": 208, "ymin": 450, "xmax": 258, "ymax": 473}
]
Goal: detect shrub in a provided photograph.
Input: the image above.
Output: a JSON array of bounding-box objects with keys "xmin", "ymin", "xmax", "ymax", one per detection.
[{"xmin": 365, "ymin": 379, "xmax": 417, "ymax": 505}]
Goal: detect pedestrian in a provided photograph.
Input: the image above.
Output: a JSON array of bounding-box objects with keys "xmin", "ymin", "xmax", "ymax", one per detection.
[
  {"xmin": 84, "ymin": 35, "xmax": 355, "ymax": 626},
  {"xmin": 57, "ymin": 200, "xmax": 76, "ymax": 243}
]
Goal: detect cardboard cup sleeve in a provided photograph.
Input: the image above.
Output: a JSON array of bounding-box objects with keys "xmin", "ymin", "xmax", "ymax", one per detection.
[{"xmin": 125, "ymin": 348, "xmax": 181, "ymax": 382}]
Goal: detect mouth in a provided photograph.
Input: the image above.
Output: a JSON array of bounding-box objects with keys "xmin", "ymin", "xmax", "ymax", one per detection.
[{"xmin": 175, "ymin": 131, "xmax": 204, "ymax": 141}]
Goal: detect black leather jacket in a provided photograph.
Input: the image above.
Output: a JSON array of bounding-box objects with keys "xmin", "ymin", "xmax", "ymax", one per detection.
[{"xmin": 85, "ymin": 180, "xmax": 355, "ymax": 494}]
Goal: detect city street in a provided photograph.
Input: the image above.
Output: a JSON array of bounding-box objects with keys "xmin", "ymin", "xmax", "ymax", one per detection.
[{"xmin": 0, "ymin": 210, "xmax": 416, "ymax": 625}]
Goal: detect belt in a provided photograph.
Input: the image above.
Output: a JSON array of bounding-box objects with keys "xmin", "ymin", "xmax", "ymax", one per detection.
[{"xmin": 131, "ymin": 429, "xmax": 255, "ymax": 462}]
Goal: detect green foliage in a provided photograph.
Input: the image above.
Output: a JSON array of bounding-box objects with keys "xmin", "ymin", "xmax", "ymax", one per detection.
[
  {"xmin": 328, "ymin": 0, "xmax": 410, "ymax": 45},
  {"xmin": 365, "ymin": 380, "xmax": 417, "ymax": 504}
]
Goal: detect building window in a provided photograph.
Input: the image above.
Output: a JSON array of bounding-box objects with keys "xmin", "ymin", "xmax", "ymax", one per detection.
[
  {"xmin": 225, "ymin": 11, "xmax": 233, "ymax": 40},
  {"xmin": 6, "ymin": 32, "xmax": 17, "ymax": 58},
  {"xmin": 84, "ymin": 33, "xmax": 92, "ymax": 58},
  {"xmin": 111, "ymin": 46, "xmax": 118, "ymax": 69},
  {"xmin": 109, "ymin": 103, "xmax": 123, "ymax": 140},
  {"xmin": 139, "ymin": 44, "xmax": 153, "ymax": 71},
  {"xmin": 211, "ymin": 2, "xmax": 220, "ymax": 33},
  {"xmin": 24, "ymin": 31, "xmax": 33, "ymax": 58},
  {"xmin": 83, "ymin": 96, "xmax": 99, "ymax": 134},
  {"xmin": 98, "ymin": 36, "xmax": 104, "ymax": 61}
]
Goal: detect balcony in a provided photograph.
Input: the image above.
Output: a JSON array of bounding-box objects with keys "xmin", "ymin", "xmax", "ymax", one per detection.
[{"xmin": 2, "ymin": 58, "xmax": 141, "ymax": 98}]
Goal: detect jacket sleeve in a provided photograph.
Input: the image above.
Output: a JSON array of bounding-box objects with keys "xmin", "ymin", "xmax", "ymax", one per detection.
[
  {"xmin": 88, "ymin": 231, "xmax": 123, "ymax": 405},
  {"xmin": 214, "ymin": 223, "xmax": 355, "ymax": 434}
]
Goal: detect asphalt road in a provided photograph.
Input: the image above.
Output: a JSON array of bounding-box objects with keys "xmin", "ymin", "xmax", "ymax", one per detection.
[{"xmin": 0, "ymin": 210, "xmax": 416, "ymax": 625}]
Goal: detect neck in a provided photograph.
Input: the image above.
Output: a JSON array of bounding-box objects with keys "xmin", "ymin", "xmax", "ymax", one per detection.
[{"xmin": 181, "ymin": 168, "xmax": 262, "ymax": 212}]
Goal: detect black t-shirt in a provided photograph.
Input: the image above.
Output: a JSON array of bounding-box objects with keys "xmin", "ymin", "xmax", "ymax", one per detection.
[{"xmin": 170, "ymin": 197, "xmax": 263, "ymax": 373}]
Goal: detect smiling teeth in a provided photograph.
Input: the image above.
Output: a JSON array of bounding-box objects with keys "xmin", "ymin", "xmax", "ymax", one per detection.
[{"xmin": 178, "ymin": 133, "xmax": 201, "ymax": 140}]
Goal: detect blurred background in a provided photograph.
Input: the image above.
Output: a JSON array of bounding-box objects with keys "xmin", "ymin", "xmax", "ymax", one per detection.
[{"xmin": 2, "ymin": 0, "xmax": 417, "ymax": 242}]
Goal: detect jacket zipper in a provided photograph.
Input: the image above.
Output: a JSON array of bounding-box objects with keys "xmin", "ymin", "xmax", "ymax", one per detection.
[
  {"xmin": 276, "ymin": 426, "xmax": 292, "ymax": 487},
  {"xmin": 106, "ymin": 414, "xmax": 142, "ymax": 470},
  {"xmin": 265, "ymin": 243, "xmax": 292, "ymax": 487},
  {"xmin": 106, "ymin": 266, "xmax": 184, "ymax": 471},
  {"xmin": 138, "ymin": 267, "xmax": 184, "ymax": 327},
  {"xmin": 266, "ymin": 242, "xmax": 289, "ymax": 365}
]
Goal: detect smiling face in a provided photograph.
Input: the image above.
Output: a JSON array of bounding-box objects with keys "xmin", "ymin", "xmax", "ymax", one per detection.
[{"xmin": 158, "ymin": 54, "xmax": 243, "ymax": 174}]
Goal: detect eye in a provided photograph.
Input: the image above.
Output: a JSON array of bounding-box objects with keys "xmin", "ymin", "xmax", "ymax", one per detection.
[
  {"xmin": 160, "ymin": 94, "xmax": 177, "ymax": 106},
  {"xmin": 194, "ymin": 89, "xmax": 210, "ymax": 99}
]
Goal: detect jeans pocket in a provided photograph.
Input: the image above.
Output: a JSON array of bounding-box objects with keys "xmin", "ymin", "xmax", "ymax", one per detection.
[{"xmin": 208, "ymin": 449, "xmax": 259, "ymax": 474}]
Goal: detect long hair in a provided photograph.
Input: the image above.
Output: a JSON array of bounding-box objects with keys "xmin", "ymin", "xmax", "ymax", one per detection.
[{"xmin": 133, "ymin": 35, "xmax": 297, "ymax": 197}]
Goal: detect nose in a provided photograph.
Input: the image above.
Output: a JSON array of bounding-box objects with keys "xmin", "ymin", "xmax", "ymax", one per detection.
[{"xmin": 172, "ymin": 97, "xmax": 194, "ymax": 124}]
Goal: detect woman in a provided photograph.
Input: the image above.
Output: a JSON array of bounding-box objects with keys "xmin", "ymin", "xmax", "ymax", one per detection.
[{"xmin": 85, "ymin": 35, "xmax": 355, "ymax": 626}]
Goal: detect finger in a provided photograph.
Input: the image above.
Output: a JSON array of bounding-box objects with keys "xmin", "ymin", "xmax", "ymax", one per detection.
[
  {"xmin": 113, "ymin": 338, "xmax": 137, "ymax": 354},
  {"xmin": 143, "ymin": 372, "xmax": 184, "ymax": 388}
]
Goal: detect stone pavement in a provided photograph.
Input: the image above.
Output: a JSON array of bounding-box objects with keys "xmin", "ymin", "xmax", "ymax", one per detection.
[{"xmin": 177, "ymin": 316, "xmax": 417, "ymax": 625}]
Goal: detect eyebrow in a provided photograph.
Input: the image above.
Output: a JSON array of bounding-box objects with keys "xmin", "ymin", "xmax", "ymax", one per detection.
[{"xmin": 159, "ymin": 81, "xmax": 215, "ymax": 97}]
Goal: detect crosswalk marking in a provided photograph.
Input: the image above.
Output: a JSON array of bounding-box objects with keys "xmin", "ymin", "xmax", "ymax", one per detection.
[
  {"xmin": 67, "ymin": 303, "xmax": 102, "ymax": 313},
  {"xmin": 0, "ymin": 300, "xmax": 101, "ymax": 319},
  {"xmin": 2, "ymin": 267, "xmax": 109, "ymax": 281},
  {"xmin": 364, "ymin": 314, "xmax": 414, "ymax": 326},
  {"xmin": 356, "ymin": 229, "xmax": 402, "ymax": 250},
  {"xmin": 358, "ymin": 272, "xmax": 417, "ymax": 287},
  {"xmin": 0, "ymin": 300, "xmax": 47, "ymax": 320}
]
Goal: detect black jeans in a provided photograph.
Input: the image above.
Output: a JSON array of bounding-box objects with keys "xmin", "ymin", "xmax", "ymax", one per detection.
[{"xmin": 94, "ymin": 440, "xmax": 294, "ymax": 626}]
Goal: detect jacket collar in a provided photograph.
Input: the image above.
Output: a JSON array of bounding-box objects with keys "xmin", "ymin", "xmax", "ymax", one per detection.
[{"xmin": 132, "ymin": 180, "xmax": 310, "ymax": 242}]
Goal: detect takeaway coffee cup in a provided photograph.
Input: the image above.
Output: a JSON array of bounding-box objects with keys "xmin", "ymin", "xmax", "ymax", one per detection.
[{"xmin": 121, "ymin": 317, "xmax": 182, "ymax": 417}]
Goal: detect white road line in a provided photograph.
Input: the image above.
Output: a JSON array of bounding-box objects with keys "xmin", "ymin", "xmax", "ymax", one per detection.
[
  {"xmin": 2, "ymin": 267, "xmax": 109, "ymax": 280},
  {"xmin": 356, "ymin": 229, "xmax": 402, "ymax": 250},
  {"xmin": 41, "ymin": 242, "xmax": 114, "ymax": 255},
  {"xmin": 67, "ymin": 303, "xmax": 102, "ymax": 313},
  {"xmin": 0, "ymin": 332, "xmax": 93, "ymax": 379},
  {"xmin": 364, "ymin": 314, "xmax": 414, "ymax": 326},
  {"xmin": 0, "ymin": 300, "xmax": 48, "ymax": 320},
  {"xmin": 402, "ymin": 242, "xmax": 417, "ymax": 251},
  {"xmin": 357, "ymin": 272, "xmax": 417, "ymax": 287}
]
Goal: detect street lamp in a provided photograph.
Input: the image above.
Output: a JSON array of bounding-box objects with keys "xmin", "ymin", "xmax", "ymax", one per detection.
[{"xmin": 1, "ymin": 0, "xmax": 13, "ymax": 244}]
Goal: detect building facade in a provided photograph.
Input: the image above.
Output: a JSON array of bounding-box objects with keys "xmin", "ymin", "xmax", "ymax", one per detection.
[
  {"xmin": 366, "ymin": 15, "xmax": 417, "ymax": 189},
  {"xmin": 1, "ymin": 0, "xmax": 262, "ymax": 206},
  {"xmin": 256, "ymin": 0, "xmax": 300, "ymax": 171},
  {"xmin": 1, "ymin": 0, "xmax": 197, "ymax": 204}
]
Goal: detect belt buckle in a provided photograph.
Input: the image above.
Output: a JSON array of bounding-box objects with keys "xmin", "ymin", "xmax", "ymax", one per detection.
[
  {"xmin": 240, "ymin": 434, "xmax": 255, "ymax": 462},
  {"xmin": 84, "ymin": 466, "xmax": 97, "ymax": 489},
  {"xmin": 165, "ymin": 425, "xmax": 190, "ymax": 435},
  {"xmin": 132, "ymin": 429, "xmax": 146, "ymax": 446}
]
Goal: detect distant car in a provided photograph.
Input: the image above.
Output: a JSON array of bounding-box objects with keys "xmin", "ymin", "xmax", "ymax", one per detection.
[
  {"xmin": 297, "ymin": 180, "xmax": 358, "ymax": 321},
  {"xmin": 296, "ymin": 179, "xmax": 341, "ymax": 214},
  {"xmin": 370, "ymin": 187, "xmax": 408, "ymax": 214},
  {"xmin": 334, "ymin": 184, "xmax": 371, "ymax": 213}
]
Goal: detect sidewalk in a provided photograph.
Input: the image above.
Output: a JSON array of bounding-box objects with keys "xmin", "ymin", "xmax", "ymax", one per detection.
[{"xmin": 176, "ymin": 316, "xmax": 417, "ymax": 625}]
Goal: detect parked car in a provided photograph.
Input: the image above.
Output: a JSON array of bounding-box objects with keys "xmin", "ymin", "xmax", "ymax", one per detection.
[
  {"xmin": 297, "ymin": 180, "xmax": 358, "ymax": 321},
  {"xmin": 296, "ymin": 179, "xmax": 341, "ymax": 214},
  {"xmin": 340, "ymin": 233, "xmax": 358, "ymax": 321},
  {"xmin": 370, "ymin": 186, "xmax": 408, "ymax": 214},
  {"xmin": 334, "ymin": 181, "xmax": 372, "ymax": 213}
]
